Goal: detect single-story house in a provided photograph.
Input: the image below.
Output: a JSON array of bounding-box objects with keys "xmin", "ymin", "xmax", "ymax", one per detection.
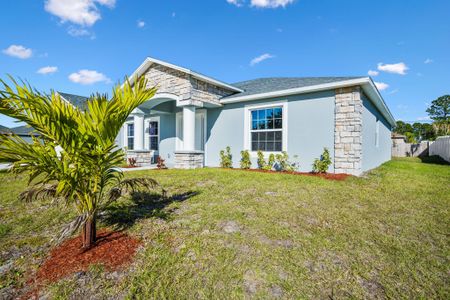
[
  {"xmin": 115, "ymin": 57, "xmax": 395, "ymax": 175},
  {"xmin": 0, "ymin": 92, "xmax": 88, "ymax": 143},
  {"xmin": 0, "ymin": 125, "xmax": 41, "ymax": 143}
]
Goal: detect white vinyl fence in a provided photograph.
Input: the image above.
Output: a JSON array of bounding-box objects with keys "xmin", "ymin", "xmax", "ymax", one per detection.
[{"xmin": 429, "ymin": 136, "xmax": 450, "ymax": 162}]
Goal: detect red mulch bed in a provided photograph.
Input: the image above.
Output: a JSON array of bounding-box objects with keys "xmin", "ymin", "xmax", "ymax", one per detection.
[
  {"xmin": 34, "ymin": 230, "xmax": 141, "ymax": 284},
  {"xmin": 227, "ymin": 168, "xmax": 351, "ymax": 181}
]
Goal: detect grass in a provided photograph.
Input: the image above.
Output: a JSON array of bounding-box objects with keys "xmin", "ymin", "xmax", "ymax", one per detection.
[{"xmin": 0, "ymin": 158, "xmax": 449, "ymax": 298}]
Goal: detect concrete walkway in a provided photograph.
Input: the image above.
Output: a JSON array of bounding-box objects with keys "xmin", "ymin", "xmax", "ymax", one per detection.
[
  {"xmin": 118, "ymin": 165, "xmax": 158, "ymax": 172},
  {"xmin": 0, "ymin": 164, "xmax": 11, "ymax": 171}
]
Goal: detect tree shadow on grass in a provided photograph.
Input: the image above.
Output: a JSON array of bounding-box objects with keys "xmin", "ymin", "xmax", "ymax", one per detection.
[
  {"xmin": 419, "ymin": 155, "xmax": 450, "ymax": 165},
  {"xmin": 100, "ymin": 190, "xmax": 199, "ymax": 230}
]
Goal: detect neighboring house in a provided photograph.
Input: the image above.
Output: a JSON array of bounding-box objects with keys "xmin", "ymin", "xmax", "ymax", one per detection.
[
  {"xmin": 117, "ymin": 57, "xmax": 396, "ymax": 175},
  {"xmin": 57, "ymin": 92, "xmax": 89, "ymax": 110},
  {"xmin": 0, "ymin": 125, "xmax": 11, "ymax": 134},
  {"xmin": 0, "ymin": 92, "xmax": 88, "ymax": 143}
]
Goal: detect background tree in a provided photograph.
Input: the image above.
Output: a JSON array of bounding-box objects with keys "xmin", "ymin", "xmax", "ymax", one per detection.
[
  {"xmin": 394, "ymin": 120, "xmax": 436, "ymax": 142},
  {"xmin": 426, "ymin": 95, "xmax": 450, "ymax": 136},
  {"xmin": 426, "ymin": 95, "xmax": 450, "ymax": 122},
  {"xmin": 0, "ymin": 77, "xmax": 162, "ymax": 249}
]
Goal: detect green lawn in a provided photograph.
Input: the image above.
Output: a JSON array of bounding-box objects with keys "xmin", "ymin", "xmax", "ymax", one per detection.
[{"xmin": 0, "ymin": 158, "xmax": 449, "ymax": 299}]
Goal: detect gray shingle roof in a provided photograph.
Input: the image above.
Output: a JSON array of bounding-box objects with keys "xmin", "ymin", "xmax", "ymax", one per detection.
[
  {"xmin": 224, "ymin": 77, "xmax": 365, "ymax": 99},
  {"xmin": 58, "ymin": 92, "xmax": 89, "ymax": 110},
  {"xmin": 0, "ymin": 125, "xmax": 11, "ymax": 134},
  {"xmin": 9, "ymin": 125, "xmax": 40, "ymax": 136}
]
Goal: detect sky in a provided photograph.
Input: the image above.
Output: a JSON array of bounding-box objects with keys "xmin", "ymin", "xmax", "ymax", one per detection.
[{"xmin": 1, "ymin": 0, "xmax": 449, "ymax": 128}]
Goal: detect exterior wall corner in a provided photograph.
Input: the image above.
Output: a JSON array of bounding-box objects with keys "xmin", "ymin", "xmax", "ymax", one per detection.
[{"xmin": 334, "ymin": 86, "xmax": 363, "ymax": 175}]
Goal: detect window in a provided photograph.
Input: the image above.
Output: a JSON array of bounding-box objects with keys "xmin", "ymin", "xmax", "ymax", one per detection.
[
  {"xmin": 148, "ymin": 121, "xmax": 159, "ymax": 151},
  {"xmin": 250, "ymin": 107, "xmax": 283, "ymax": 152},
  {"xmin": 127, "ymin": 123, "xmax": 134, "ymax": 150}
]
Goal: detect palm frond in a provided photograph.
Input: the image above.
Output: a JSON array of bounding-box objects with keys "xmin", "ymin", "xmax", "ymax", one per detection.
[
  {"xmin": 56, "ymin": 214, "xmax": 88, "ymax": 244},
  {"xmin": 19, "ymin": 183, "xmax": 58, "ymax": 202}
]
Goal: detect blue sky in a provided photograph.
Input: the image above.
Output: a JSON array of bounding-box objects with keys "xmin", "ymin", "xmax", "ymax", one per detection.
[{"xmin": 1, "ymin": 0, "xmax": 449, "ymax": 127}]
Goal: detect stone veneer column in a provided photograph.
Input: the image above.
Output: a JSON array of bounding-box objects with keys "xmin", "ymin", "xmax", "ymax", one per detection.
[{"xmin": 334, "ymin": 86, "xmax": 363, "ymax": 175}]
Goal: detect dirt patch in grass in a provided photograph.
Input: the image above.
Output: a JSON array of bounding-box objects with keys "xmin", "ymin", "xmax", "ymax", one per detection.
[
  {"xmin": 226, "ymin": 168, "xmax": 351, "ymax": 181},
  {"xmin": 34, "ymin": 230, "xmax": 140, "ymax": 284}
]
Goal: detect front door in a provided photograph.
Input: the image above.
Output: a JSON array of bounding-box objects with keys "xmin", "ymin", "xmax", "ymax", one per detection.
[{"xmin": 176, "ymin": 110, "xmax": 206, "ymax": 151}]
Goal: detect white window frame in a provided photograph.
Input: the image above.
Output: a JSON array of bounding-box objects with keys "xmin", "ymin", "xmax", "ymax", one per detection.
[
  {"xmin": 124, "ymin": 121, "xmax": 135, "ymax": 150},
  {"xmin": 145, "ymin": 116, "xmax": 160, "ymax": 152},
  {"xmin": 243, "ymin": 100, "xmax": 288, "ymax": 157}
]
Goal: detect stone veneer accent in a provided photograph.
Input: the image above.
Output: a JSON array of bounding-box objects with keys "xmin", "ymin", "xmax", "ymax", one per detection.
[
  {"xmin": 334, "ymin": 86, "xmax": 363, "ymax": 175},
  {"xmin": 174, "ymin": 151, "xmax": 204, "ymax": 169},
  {"xmin": 126, "ymin": 150, "xmax": 155, "ymax": 166},
  {"xmin": 144, "ymin": 64, "xmax": 235, "ymax": 106}
]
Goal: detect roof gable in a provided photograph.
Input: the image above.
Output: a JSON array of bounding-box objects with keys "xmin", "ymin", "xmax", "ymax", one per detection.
[
  {"xmin": 126, "ymin": 57, "xmax": 243, "ymax": 93},
  {"xmin": 57, "ymin": 92, "xmax": 89, "ymax": 110}
]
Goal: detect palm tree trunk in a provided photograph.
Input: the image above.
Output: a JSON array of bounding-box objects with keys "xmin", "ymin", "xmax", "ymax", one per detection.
[{"xmin": 81, "ymin": 215, "xmax": 96, "ymax": 249}]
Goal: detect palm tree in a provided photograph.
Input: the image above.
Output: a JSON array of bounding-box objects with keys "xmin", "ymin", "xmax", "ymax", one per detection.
[{"xmin": 0, "ymin": 76, "xmax": 161, "ymax": 249}]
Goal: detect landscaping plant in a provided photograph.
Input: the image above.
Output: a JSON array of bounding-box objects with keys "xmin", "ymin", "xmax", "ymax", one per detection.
[
  {"xmin": 240, "ymin": 150, "xmax": 251, "ymax": 169},
  {"xmin": 0, "ymin": 76, "xmax": 163, "ymax": 249},
  {"xmin": 256, "ymin": 150, "xmax": 266, "ymax": 169},
  {"xmin": 312, "ymin": 147, "xmax": 332, "ymax": 173},
  {"xmin": 156, "ymin": 156, "xmax": 167, "ymax": 169},
  {"xmin": 263, "ymin": 153, "xmax": 276, "ymax": 171},
  {"xmin": 219, "ymin": 146, "xmax": 233, "ymax": 168},
  {"xmin": 128, "ymin": 157, "xmax": 137, "ymax": 167},
  {"xmin": 275, "ymin": 151, "xmax": 290, "ymax": 171}
]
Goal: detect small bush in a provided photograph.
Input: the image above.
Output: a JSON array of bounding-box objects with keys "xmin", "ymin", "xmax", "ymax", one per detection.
[
  {"xmin": 240, "ymin": 150, "xmax": 252, "ymax": 169},
  {"xmin": 312, "ymin": 148, "xmax": 332, "ymax": 173},
  {"xmin": 275, "ymin": 151, "xmax": 299, "ymax": 172},
  {"xmin": 128, "ymin": 157, "xmax": 137, "ymax": 167},
  {"xmin": 257, "ymin": 150, "xmax": 266, "ymax": 169},
  {"xmin": 220, "ymin": 146, "xmax": 233, "ymax": 168},
  {"xmin": 263, "ymin": 153, "xmax": 276, "ymax": 171},
  {"xmin": 156, "ymin": 156, "xmax": 167, "ymax": 169},
  {"xmin": 275, "ymin": 151, "xmax": 289, "ymax": 171}
]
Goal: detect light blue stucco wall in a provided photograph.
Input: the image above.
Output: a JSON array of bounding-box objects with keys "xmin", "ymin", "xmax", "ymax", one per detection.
[
  {"xmin": 205, "ymin": 90, "xmax": 336, "ymax": 172},
  {"xmin": 361, "ymin": 94, "xmax": 392, "ymax": 172},
  {"xmin": 158, "ymin": 113, "xmax": 177, "ymax": 167}
]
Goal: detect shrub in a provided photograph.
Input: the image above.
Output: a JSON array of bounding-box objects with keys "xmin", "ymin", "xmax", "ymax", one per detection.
[
  {"xmin": 257, "ymin": 150, "xmax": 266, "ymax": 169},
  {"xmin": 263, "ymin": 153, "xmax": 276, "ymax": 171},
  {"xmin": 156, "ymin": 156, "xmax": 167, "ymax": 169},
  {"xmin": 275, "ymin": 151, "xmax": 289, "ymax": 171},
  {"xmin": 220, "ymin": 146, "xmax": 233, "ymax": 168},
  {"xmin": 312, "ymin": 148, "xmax": 332, "ymax": 173},
  {"xmin": 240, "ymin": 150, "xmax": 252, "ymax": 169},
  {"xmin": 128, "ymin": 157, "xmax": 137, "ymax": 167}
]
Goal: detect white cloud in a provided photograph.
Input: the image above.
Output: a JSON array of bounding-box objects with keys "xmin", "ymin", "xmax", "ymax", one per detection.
[
  {"xmin": 2, "ymin": 45, "xmax": 32, "ymax": 59},
  {"xmin": 67, "ymin": 26, "xmax": 94, "ymax": 38},
  {"xmin": 68, "ymin": 69, "xmax": 111, "ymax": 85},
  {"xmin": 250, "ymin": 53, "xmax": 274, "ymax": 66},
  {"xmin": 137, "ymin": 20, "xmax": 145, "ymax": 28},
  {"xmin": 37, "ymin": 66, "xmax": 58, "ymax": 75},
  {"xmin": 387, "ymin": 89, "xmax": 399, "ymax": 95},
  {"xmin": 251, "ymin": 0, "xmax": 295, "ymax": 8},
  {"xmin": 368, "ymin": 70, "xmax": 379, "ymax": 76},
  {"xmin": 374, "ymin": 81, "xmax": 389, "ymax": 91},
  {"xmin": 227, "ymin": 0, "xmax": 295, "ymax": 8},
  {"xmin": 424, "ymin": 58, "xmax": 433, "ymax": 64},
  {"xmin": 227, "ymin": 0, "xmax": 244, "ymax": 7},
  {"xmin": 44, "ymin": 0, "xmax": 116, "ymax": 27},
  {"xmin": 377, "ymin": 62, "xmax": 409, "ymax": 75}
]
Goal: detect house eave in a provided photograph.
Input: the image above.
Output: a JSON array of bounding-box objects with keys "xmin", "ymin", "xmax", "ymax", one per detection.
[{"xmin": 220, "ymin": 77, "xmax": 396, "ymax": 127}]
